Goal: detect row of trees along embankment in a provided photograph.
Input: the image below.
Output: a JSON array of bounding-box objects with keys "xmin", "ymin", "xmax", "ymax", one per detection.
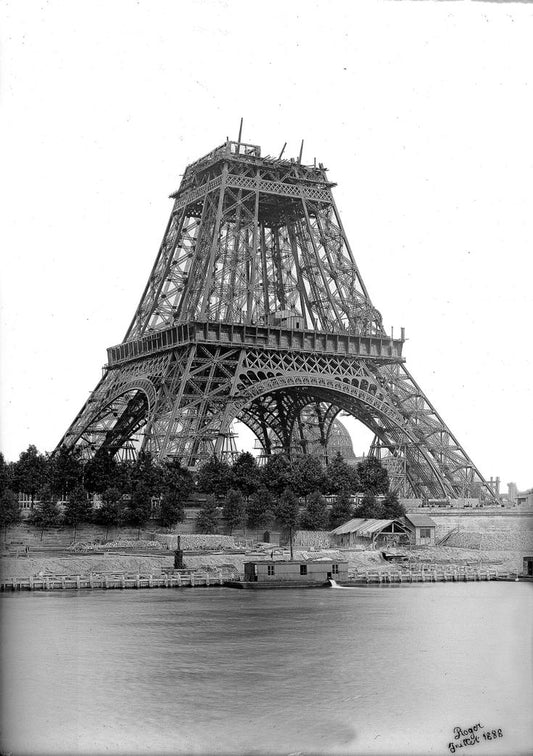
[{"xmin": 0, "ymin": 445, "xmax": 405, "ymax": 539}]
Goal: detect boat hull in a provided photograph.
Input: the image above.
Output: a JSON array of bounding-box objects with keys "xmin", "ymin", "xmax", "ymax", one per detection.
[{"xmin": 224, "ymin": 580, "xmax": 330, "ymax": 590}]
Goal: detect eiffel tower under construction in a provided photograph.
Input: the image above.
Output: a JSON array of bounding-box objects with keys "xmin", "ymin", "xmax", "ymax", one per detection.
[{"xmin": 58, "ymin": 130, "xmax": 497, "ymax": 502}]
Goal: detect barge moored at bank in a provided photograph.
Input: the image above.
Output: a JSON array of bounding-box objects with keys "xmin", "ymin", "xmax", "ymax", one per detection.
[{"xmin": 225, "ymin": 559, "xmax": 349, "ymax": 589}]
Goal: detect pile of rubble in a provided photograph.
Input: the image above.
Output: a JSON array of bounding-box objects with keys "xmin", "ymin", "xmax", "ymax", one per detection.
[
  {"xmin": 103, "ymin": 538, "xmax": 163, "ymax": 549},
  {"xmin": 293, "ymin": 531, "xmax": 335, "ymax": 549},
  {"xmin": 68, "ymin": 539, "xmax": 163, "ymax": 552},
  {"xmin": 68, "ymin": 541, "xmax": 103, "ymax": 552},
  {"xmin": 153, "ymin": 533, "xmax": 238, "ymax": 550}
]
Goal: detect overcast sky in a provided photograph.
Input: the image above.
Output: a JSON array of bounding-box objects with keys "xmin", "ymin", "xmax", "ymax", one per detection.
[{"xmin": 1, "ymin": 0, "xmax": 532, "ymax": 490}]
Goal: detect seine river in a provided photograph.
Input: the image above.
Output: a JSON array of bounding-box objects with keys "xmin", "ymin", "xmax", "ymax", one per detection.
[{"xmin": 1, "ymin": 583, "xmax": 532, "ymax": 756}]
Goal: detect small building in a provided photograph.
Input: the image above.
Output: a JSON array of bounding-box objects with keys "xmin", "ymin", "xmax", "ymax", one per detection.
[
  {"xmin": 330, "ymin": 518, "xmax": 411, "ymax": 548},
  {"xmin": 523, "ymin": 557, "xmax": 533, "ymax": 577},
  {"xmin": 516, "ymin": 489, "xmax": 533, "ymax": 509},
  {"xmin": 261, "ymin": 530, "xmax": 280, "ymax": 546},
  {"xmin": 402, "ymin": 513, "xmax": 437, "ymax": 546},
  {"xmin": 243, "ymin": 560, "xmax": 348, "ymax": 585}
]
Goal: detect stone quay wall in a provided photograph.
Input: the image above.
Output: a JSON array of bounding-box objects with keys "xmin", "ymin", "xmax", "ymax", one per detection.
[{"xmin": 429, "ymin": 512, "xmax": 533, "ymax": 550}]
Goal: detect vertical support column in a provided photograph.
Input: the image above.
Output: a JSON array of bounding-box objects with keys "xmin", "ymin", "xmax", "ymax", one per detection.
[
  {"xmin": 296, "ymin": 413, "xmax": 308, "ymax": 455},
  {"xmin": 275, "ymin": 395, "xmax": 292, "ymax": 456},
  {"xmin": 222, "ymin": 190, "xmax": 243, "ymax": 321},
  {"xmin": 246, "ymin": 169, "xmax": 260, "ymax": 322},
  {"xmin": 199, "ymin": 164, "xmax": 229, "ymax": 319},
  {"xmin": 213, "ymin": 228, "xmax": 232, "ymax": 320},
  {"xmin": 300, "ymin": 198, "xmax": 343, "ymax": 327},
  {"xmin": 187, "ymin": 346, "xmax": 221, "ymax": 464},
  {"xmin": 314, "ymin": 402, "xmax": 328, "ymax": 465},
  {"xmin": 159, "ymin": 345, "xmax": 198, "ymax": 455},
  {"xmin": 260, "ymin": 226, "xmax": 270, "ymax": 321},
  {"xmin": 175, "ymin": 192, "xmax": 213, "ymax": 321},
  {"xmin": 287, "ymin": 223, "xmax": 317, "ymax": 329},
  {"xmin": 272, "ymin": 227, "xmax": 287, "ymax": 312},
  {"xmin": 214, "ymin": 348, "xmax": 247, "ymax": 457}
]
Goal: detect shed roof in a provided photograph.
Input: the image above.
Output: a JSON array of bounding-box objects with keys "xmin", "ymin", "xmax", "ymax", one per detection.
[
  {"xmin": 356, "ymin": 519, "xmax": 395, "ymax": 535},
  {"xmin": 403, "ymin": 513, "xmax": 436, "ymax": 528},
  {"xmin": 330, "ymin": 518, "xmax": 366, "ymax": 535},
  {"xmin": 331, "ymin": 518, "xmax": 406, "ymax": 536}
]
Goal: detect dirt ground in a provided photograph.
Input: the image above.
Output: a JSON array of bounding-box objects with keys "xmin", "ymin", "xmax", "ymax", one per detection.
[{"xmin": 0, "ymin": 544, "xmax": 524, "ymax": 579}]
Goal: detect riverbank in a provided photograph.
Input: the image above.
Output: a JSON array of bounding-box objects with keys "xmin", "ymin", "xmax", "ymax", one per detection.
[{"xmin": 0, "ymin": 544, "xmax": 526, "ymax": 581}]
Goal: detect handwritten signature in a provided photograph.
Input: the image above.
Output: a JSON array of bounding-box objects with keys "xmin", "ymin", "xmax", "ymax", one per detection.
[{"xmin": 448, "ymin": 723, "xmax": 504, "ymax": 752}]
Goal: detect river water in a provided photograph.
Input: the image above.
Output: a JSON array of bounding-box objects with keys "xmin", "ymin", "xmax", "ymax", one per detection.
[{"xmin": 1, "ymin": 583, "xmax": 532, "ymax": 756}]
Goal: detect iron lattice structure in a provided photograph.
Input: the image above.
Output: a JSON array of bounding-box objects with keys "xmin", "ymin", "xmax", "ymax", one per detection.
[{"xmin": 58, "ymin": 138, "xmax": 497, "ymax": 502}]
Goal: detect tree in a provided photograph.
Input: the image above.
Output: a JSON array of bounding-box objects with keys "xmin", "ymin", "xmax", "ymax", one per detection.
[
  {"xmin": 28, "ymin": 486, "xmax": 62, "ymax": 541},
  {"xmin": 157, "ymin": 459, "xmax": 191, "ymax": 531},
  {"xmin": 129, "ymin": 451, "xmax": 164, "ymax": 497},
  {"xmin": 196, "ymin": 456, "xmax": 232, "ymax": 497},
  {"xmin": 12, "ymin": 445, "xmax": 48, "ymax": 503},
  {"xmin": 195, "ymin": 494, "xmax": 219, "ymax": 534},
  {"xmin": 63, "ymin": 485, "xmax": 92, "ymax": 540},
  {"xmin": 159, "ymin": 489, "xmax": 185, "ymax": 532},
  {"xmin": 222, "ymin": 488, "xmax": 246, "ymax": 534},
  {"xmin": 276, "ymin": 487, "xmax": 299, "ymax": 559},
  {"xmin": 357, "ymin": 456, "xmax": 389, "ymax": 495},
  {"xmin": 84, "ymin": 449, "xmax": 125, "ymax": 495},
  {"xmin": 276, "ymin": 488, "xmax": 300, "ymax": 530},
  {"xmin": 325, "ymin": 452, "xmax": 359, "ymax": 495},
  {"xmin": 0, "ymin": 452, "xmax": 14, "ymax": 495},
  {"xmin": 0, "ymin": 489, "xmax": 21, "ymax": 540},
  {"xmin": 93, "ymin": 487, "xmax": 123, "ymax": 539},
  {"xmin": 48, "ymin": 447, "xmax": 84, "ymax": 500},
  {"xmin": 381, "ymin": 490, "xmax": 406, "ymax": 519},
  {"xmin": 300, "ymin": 490, "xmax": 328, "ymax": 531},
  {"xmin": 329, "ymin": 489, "xmax": 354, "ymax": 529},
  {"xmin": 261, "ymin": 454, "xmax": 292, "ymax": 497},
  {"xmin": 353, "ymin": 492, "xmax": 383, "ymax": 519},
  {"xmin": 290, "ymin": 455, "xmax": 327, "ymax": 500},
  {"xmin": 162, "ymin": 459, "xmax": 193, "ymax": 500},
  {"xmin": 246, "ymin": 487, "xmax": 276, "ymax": 531},
  {"xmin": 127, "ymin": 483, "xmax": 153, "ymax": 538},
  {"xmin": 230, "ymin": 452, "xmax": 261, "ymax": 498}
]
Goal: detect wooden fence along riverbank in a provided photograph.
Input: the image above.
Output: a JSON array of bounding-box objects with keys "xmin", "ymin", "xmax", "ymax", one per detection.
[
  {"xmin": 0, "ymin": 565, "xmax": 520, "ymax": 592},
  {"xmin": 0, "ymin": 570, "xmax": 237, "ymax": 592},
  {"xmin": 353, "ymin": 566, "xmax": 518, "ymax": 584}
]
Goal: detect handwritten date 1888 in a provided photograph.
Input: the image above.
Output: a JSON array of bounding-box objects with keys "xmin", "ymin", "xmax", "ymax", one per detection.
[{"xmin": 448, "ymin": 723, "xmax": 504, "ymax": 753}]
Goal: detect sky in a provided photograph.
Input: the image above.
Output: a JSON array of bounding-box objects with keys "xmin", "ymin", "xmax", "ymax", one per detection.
[{"xmin": 0, "ymin": 0, "xmax": 532, "ymax": 490}]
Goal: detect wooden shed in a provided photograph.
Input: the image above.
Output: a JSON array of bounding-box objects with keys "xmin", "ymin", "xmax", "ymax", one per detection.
[
  {"xmin": 402, "ymin": 513, "xmax": 437, "ymax": 546},
  {"xmin": 330, "ymin": 518, "xmax": 411, "ymax": 547}
]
